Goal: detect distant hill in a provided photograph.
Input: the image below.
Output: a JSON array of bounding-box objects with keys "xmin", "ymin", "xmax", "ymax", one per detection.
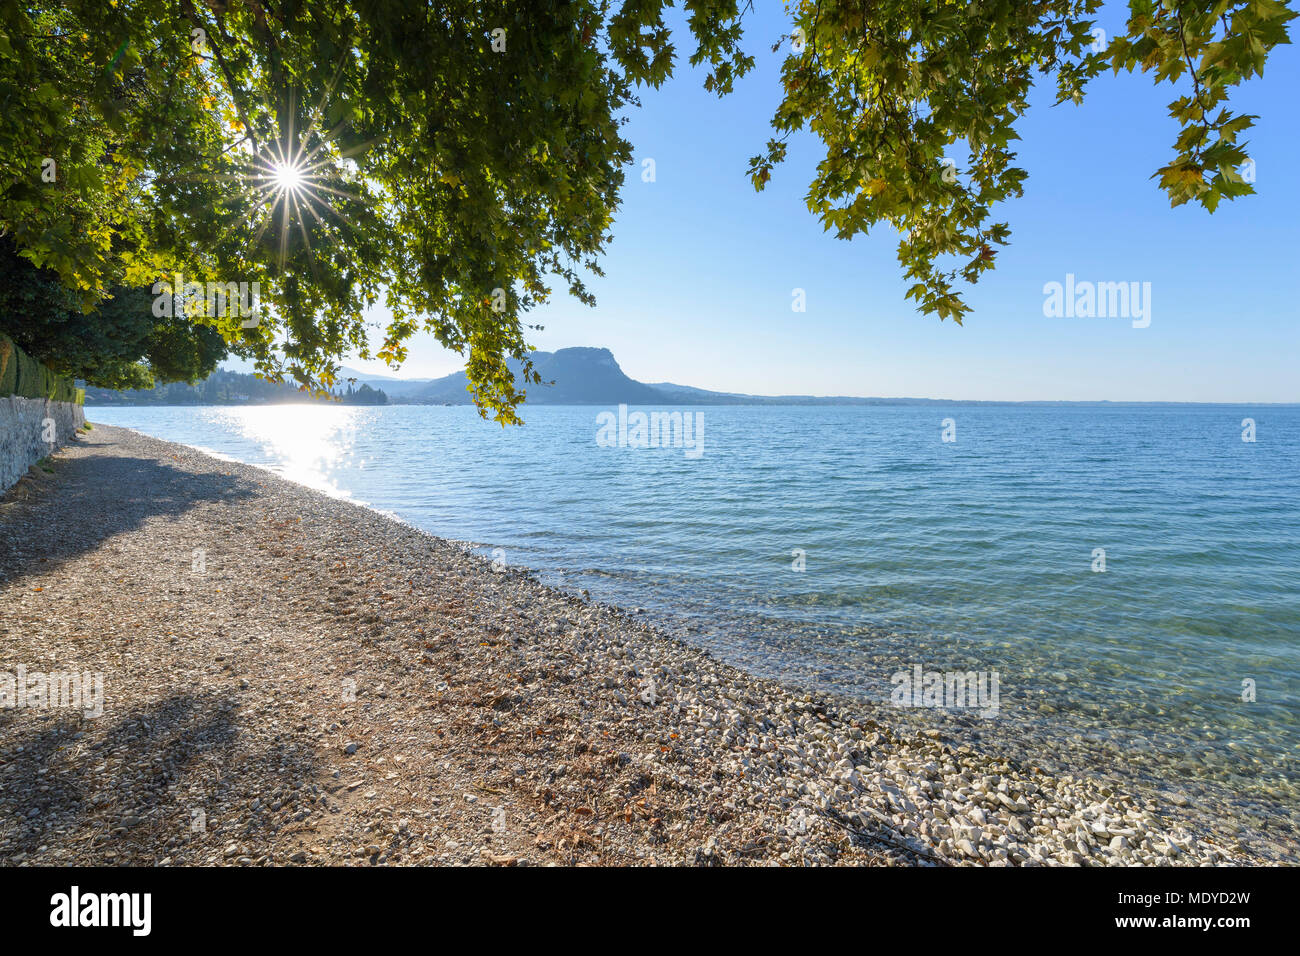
[
  {"xmin": 336, "ymin": 367, "xmax": 434, "ymax": 399},
  {"xmin": 645, "ymin": 382, "xmax": 903, "ymax": 406},
  {"xmin": 383, "ymin": 347, "xmax": 926, "ymax": 406},
  {"xmin": 98, "ymin": 353, "xmax": 1297, "ymax": 408},
  {"xmin": 90, "ymin": 349, "xmax": 969, "ymax": 407},
  {"xmin": 404, "ymin": 347, "xmax": 664, "ymax": 405}
]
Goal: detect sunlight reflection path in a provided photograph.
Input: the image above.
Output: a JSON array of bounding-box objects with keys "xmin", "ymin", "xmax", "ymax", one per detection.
[{"xmin": 201, "ymin": 405, "xmax": 372, "ymax": 495}]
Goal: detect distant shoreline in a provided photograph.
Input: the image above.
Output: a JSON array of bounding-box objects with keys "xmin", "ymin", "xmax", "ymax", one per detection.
[{"xmin": 95, "ymin": 347, "xmax": 1298, "ymax": 407}]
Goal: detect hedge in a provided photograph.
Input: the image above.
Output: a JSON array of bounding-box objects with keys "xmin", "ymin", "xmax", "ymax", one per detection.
[{"xmin": 0, "ymin": 334, "xmax": 84, "ymax": 404}]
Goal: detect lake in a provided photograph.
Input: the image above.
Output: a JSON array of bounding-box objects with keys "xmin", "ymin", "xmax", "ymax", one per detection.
[{"xmin": 87, "ymin": 402, "xmax": 1300, "ymax": 853}]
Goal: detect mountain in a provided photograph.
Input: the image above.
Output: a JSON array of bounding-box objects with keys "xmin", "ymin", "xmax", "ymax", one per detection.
[
  {"xmin": 336, "ymin": 366, "xmax": 435, "ymax": 399},
  {"xmin": 353, "ymin": 346, "xmax": 964, "ymax": 406},
  {"xmin": 406, "ymin": 347, "xmax": 664, "ymax": 405}
]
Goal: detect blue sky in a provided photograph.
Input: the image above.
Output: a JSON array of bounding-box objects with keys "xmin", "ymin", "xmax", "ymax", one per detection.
[{"xmin": 257, "ymin": 3, "xmax": 1300, "ymax": 402}]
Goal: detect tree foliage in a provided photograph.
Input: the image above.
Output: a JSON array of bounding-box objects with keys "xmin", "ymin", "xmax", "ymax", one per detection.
[
  {"xmin": 0, "ymin": 240, "xmax": 227, "ymax": 388},
  {"xmin": 0, "ymin": 0, "xmax": 1291, "ymax": 418},
  {"xmin": 746, "ymin": 0, "xmax": 1294, "ymax": 322}
]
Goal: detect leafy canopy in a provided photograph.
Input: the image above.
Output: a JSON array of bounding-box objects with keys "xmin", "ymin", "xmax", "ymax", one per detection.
[
  {"xmin": 750, "ymin": 0, "xmax": 1295, "ymax": 322},
  {"xmin": 0, "ymin": 0, "xmax": 1291, "ymax": 418},
  {"xmin": 0, "ymin": 240, "xmax": 227, "ymax": 389}
]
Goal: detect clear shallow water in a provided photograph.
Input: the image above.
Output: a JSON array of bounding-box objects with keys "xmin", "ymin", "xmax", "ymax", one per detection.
[{"xmin": 89, "ymin": 403, "xmax": 1300, "ymax": 851}]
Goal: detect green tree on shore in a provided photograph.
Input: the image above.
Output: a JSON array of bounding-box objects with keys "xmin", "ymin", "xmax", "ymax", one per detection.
[
  {"xmin": 81, "ymin": 366, "xmax": 388, "ymax": 405},
  {"xmin": 0, "ymin": 240, "xmax": 227, "ymax": 389},
  {"xmin": 0, "ymin": 0, "xmax": 1291, "ymax": 419}
]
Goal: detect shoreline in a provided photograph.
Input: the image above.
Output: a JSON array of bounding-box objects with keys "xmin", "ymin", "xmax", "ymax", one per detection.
[{"xmin": 0, "ymin": 424, "xmax": 1272, "ymax": 865}]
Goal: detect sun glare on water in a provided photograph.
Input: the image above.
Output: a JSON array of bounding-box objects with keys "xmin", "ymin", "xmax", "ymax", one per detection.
[{"xmin": 209, "ymin": 405, "xmax": 367, "ymax": 495}]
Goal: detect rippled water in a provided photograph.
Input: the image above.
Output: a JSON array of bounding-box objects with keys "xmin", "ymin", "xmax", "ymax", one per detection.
[{"xmin": 88, "ymin": 403, "xmax": 1300, "ymax": 853}]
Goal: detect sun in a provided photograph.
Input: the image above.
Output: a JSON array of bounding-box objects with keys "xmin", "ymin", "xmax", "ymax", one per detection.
[
  {"xmin": 208, "ymin": 79, "xmax": 374, "ymax": 271},
  {"xmin": 272, "ymin": 160, "xmax": 306, "ymax": 193}
]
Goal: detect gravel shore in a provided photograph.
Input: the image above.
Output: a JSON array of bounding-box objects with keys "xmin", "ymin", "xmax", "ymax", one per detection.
[{"xmin": 0, "ymin": 424, "xmax": 1254, "ymax": 865}]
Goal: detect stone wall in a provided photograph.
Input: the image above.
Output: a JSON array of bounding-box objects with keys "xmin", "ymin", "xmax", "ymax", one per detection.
[{"xmin": 0, "ymin": 396, "xmax": 85, "ymax": 491}]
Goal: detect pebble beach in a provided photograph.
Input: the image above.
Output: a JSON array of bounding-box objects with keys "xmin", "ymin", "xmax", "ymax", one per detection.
[{"xmin": 0, "ymin": 425, "xmax": 1269, "ymax": 866}]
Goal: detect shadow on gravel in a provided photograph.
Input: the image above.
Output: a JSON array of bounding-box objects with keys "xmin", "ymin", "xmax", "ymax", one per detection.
[
  {"xmin": 0, "ymin": 691, "xmax": 320, "ymax": 863},
  {"xmin": 0, "ymin": 432, "xmax": 259, "ymax": 586}
]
